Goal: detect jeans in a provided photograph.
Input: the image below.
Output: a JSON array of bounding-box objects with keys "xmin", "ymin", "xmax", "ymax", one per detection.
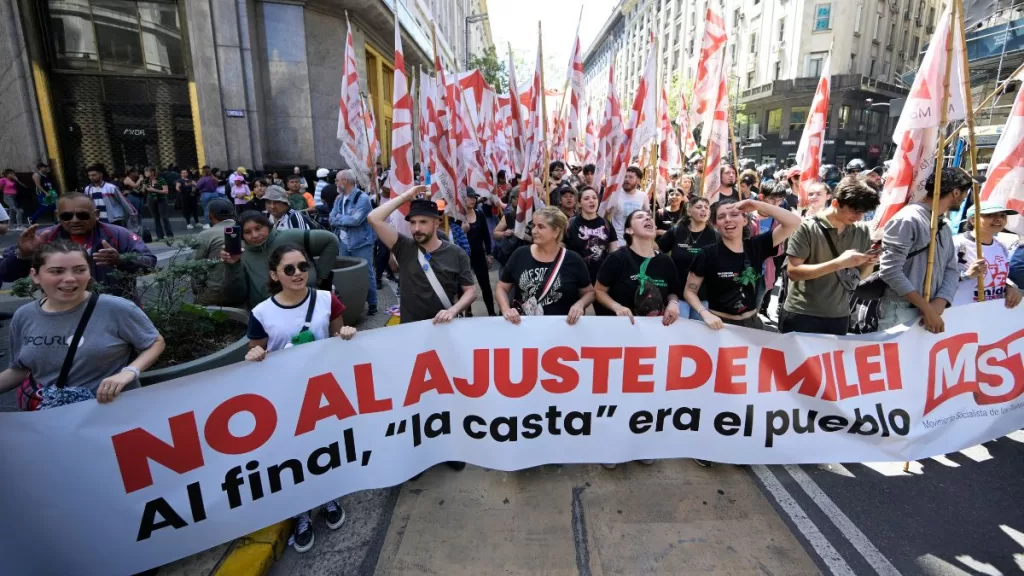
[
  {"xmin": 876, "ymin": 299, "xmax": 921, "ymax": 332},
  {"xmin": 200, "ymin": 192, "xmax": 220, "ymax": 225},
  {"xmin": 29, "ymin": 196, "xmax": 54, "ymax": 223},
  {"xmin": 126, "ymin": 193, "xmax": 144, "ymax": 220},
  {"xmin": 678, "ymin": 299, "xmax": 708, "ymax": 321},
  {"xmin": 340, "ymin": 243, "xmax": 377, "ymax": 307},
  {"xmin": 780, "ymin": 311, "xmax": 849, "ymax": 336},
  {"xmin": 148, "ymin": 197, "xmax": 174, "ymax": 239}
]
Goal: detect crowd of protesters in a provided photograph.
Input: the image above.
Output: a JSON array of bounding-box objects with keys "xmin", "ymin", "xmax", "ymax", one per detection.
[{"xmin": 1, "ymin": 151, "xmax": 1022, "ymax": 558}]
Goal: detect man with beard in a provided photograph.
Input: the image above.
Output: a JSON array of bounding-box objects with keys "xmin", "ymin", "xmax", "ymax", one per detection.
[
  {"xmin": 713, "ymin": 165, "xmax": 738, "ymax": 203},
  {"xmin": 860, "ymin": 166, "xmax": 883, "ymax": 191},
  {"xmin": 608, "ymin": 166, "xmax": 648, "ymax": 247}
]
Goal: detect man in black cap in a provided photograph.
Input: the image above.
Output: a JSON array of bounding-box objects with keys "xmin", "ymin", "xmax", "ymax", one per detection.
[
  {"xmin": 367, "ymin": 185, "xmax": 476, "ymax": 325},
  {"xmin": 192, "ymin": 197, "xmax": 239, "ymax": 306}
]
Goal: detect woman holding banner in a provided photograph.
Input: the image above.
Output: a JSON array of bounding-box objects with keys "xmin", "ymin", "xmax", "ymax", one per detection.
[
  {"xmin": 496, "ymin": 206, "xmax": 594, "ymax": 325},
  {"xmin": 658, "ymin": 196, "xmax": 718, "ymax": 321},
  {"xmin": 243, "ymin": 244, "xmax": 356, "ymax": 553}
]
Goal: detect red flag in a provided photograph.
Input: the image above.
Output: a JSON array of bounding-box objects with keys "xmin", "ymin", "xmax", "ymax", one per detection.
[
  {"xmin": 693, "ymin": 8, "xmax": 727, "ymax": 126},
  {"xmin": 702, "ymin": 70, "xmax": 730, "ymax": 201},
  {"xmin": 566, "ymin": 30, "xmax": 585, "ymax": 144},
  {"xmin": 418, "ymin": 69, "xmax": 433, "ymax": 172},
  {"xmin": 873, "ymin": 4, "xmax": 966, "ymax": 235},
  {"xmin": 979, "ymin": 82, "xmax": 1024, "ymax": 234},
  {"xmin": 507, "ymin": 50, "xmax": 526, "ymax": 175},
  {"xmin": 657, "ymin": 87, "xmax": 681, "ymax": 206},
  {"xmin": 388, "ymin": 20, "xmax": 414, "ymax": 205},
  {"xmin": 595, "ymin": 62, "xmax": 623, "ymax": 200},
  {"xmin": 795, "ymin": 52, "xmax": 831, "ymax": 206},
  {"xmin": 584, "ymin": 105, "xmax": 598, "ymax": 166},
  {"xmin": 676, "ymin": 89, "xmax": 698, "ymax": 158},
  {"xmin": 338, "ymin": 19, "xmax": 368, "ymax": 176},
  {"xmin": 515, "ymin": 41, "xmax": 545, "ymax": 239}
]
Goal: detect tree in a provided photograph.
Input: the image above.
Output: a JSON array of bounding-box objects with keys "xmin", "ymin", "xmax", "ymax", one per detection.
[{"xmin": 468, "ymin": 47, "xmax": 508, "ymax": 93}]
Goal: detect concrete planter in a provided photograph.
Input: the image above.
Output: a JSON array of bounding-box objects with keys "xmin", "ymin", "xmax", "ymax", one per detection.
[
  {"xmin": 333, "ymin": 256, "xmax": 368, "ymax": 326},
  {"xmin": 140, "ymin": 307, "xmax": 250, "ymax": 387}
]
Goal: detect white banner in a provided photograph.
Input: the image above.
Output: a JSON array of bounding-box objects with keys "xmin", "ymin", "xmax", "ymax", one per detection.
[{"xmin": 3, "ymin": 304, "xmax": 1024, "ymax": 575}]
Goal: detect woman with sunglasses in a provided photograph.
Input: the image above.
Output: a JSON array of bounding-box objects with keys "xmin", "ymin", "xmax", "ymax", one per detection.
[{"xmin": 244, "ymin": 244, "xmax": 355, "ymax": 553}]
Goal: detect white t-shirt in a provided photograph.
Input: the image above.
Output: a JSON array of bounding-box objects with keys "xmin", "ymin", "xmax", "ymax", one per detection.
[
  {"xmin": 247, "ymin": 289, "xmax": 345, "ymax": 352},
  {"xmin": 610, "ymin": 189, "xmax": 649, "ymax": 247},
  {"xmin": 952, "ymin": 234, "xmax": 1013, "ymax": 306}
]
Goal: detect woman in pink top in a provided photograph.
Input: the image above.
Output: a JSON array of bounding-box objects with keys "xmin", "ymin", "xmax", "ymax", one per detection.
[
  {"xmin": 230, "ymin": 176, "xmax": 251, "ymax": 214},
  {"xmin": 1, "ymin": 169, "xmax": 24, "ymax": 230}
]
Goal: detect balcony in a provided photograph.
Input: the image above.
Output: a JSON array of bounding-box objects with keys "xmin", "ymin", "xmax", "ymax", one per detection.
[{"xmin": 740, "ymin": 74, "xmax": 908, "ymax": 103}]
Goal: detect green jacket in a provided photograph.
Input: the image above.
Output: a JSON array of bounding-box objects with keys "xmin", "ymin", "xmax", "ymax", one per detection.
[
  {"xmin": 223, "ymin": 228, "xmax": 340, "ymax": 309},
  {"xmin": 193, "ymin": 219, "xmax": 240, "ymax": 306}
]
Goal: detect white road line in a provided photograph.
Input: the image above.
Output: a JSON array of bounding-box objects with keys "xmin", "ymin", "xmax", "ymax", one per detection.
[
  {"xmin": 751, "ymin": 465, "xmax": 857, "ymax": 576},
  {"xmin": 783, "ymin": 465, "xmax": 902, "ymax": 576}
]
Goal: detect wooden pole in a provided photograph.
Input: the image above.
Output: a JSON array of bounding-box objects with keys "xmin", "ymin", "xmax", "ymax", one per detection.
[
  {"xmin": 923, "ymin": 0, "xmax": 958, "ymax": 303},
  {"xmin": 538, "ymin": 21, "xmax": 551, "ymax": 205},
  {"xmin": 953, "ymin": 0, "xmax": 986, "ymax": 302}
]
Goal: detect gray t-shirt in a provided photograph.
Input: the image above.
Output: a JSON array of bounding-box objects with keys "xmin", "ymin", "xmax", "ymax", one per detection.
[
  {"xmin": 10, "ymin": 294, "xmax": 159, "ymax": 393},
  {"xmin": 391, "ymin": 234, "xmax": 475, "ymax": 323}
]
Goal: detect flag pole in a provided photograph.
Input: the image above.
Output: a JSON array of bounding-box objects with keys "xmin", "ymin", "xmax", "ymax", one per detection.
[
  {"xmin": 954, "ymin": 0, "xmax": 986, "ymax": 303},
  {"xmin": 649, "ymin": 20, "xmax": 660, "ymax": 211},
  {"xmin": 539, "ymin": 21, "xmax": 551, "ymax": 205},
  {"xmin": 923, "ymin": 1, "xmax": 958, "ymax": 303}
]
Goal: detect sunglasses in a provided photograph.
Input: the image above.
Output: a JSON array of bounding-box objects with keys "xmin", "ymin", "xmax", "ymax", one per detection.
[
  {"xmin": 282, "ymin": 261, "xmax": 310, "ymax": 276},
  {"xmin": 59, "ymin": 211, "xmax": 93, "ymax": 222}
]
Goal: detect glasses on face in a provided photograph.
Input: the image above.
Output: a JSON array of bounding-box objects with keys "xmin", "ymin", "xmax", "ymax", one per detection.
[
  {"xmin": 59, "ymin": 211, "xmax": 92, "ymax": 222},
  {"xmin": 282, "ymin": 262, "xmax": 310, "ymax": 276}
]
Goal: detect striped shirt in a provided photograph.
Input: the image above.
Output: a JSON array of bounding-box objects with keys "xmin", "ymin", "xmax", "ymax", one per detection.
[{"xmin": 85, "ymin": 181, "xmax": 128, "ymax": 222}]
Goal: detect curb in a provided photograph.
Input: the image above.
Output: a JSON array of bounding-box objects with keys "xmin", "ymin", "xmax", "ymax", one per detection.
[{"xmin": 212, "ymin": 521, "xmax": 291, "ymax": 576}]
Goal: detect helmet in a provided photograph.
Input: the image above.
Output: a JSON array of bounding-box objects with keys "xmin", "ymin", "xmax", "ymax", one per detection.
[
  {"xmin": 845, "ymin": 159, "xmax": 866, "ymax": 173},
  {"xmin": 820, "ymin": 164, "xmax": 840, "ymax": 182}
]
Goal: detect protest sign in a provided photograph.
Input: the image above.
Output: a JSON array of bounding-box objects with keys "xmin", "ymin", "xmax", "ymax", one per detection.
[{"xmin": 1, "ymin": 303, "xmax": 1023, "ymax": 575}]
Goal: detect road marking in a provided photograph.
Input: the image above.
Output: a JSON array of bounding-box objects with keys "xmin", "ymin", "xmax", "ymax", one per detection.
[
  {"xmin": 570, "ymin": 485, "xmax": 591, "ymax": 576},
  {"xmin": 784, "ymin": 465, "xmax": 902, "ymax": 576},
  {"xmin": 751, "ymin": 465, "xmax": 857, "ymax": 576}
]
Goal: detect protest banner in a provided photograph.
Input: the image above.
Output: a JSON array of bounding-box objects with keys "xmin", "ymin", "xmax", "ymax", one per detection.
[{"xmin": 2, "ymin": 303, "xmax": 1024, "ymax": 575}]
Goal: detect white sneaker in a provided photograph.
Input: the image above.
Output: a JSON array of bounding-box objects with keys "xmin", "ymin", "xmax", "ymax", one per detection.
[
  {"xmin": 203, "ymin": 224, "xmax": 211, "ymax": 230},
  {"xmin": 186, "ymin": 224, "xmax": 194, "ymax": 230}
]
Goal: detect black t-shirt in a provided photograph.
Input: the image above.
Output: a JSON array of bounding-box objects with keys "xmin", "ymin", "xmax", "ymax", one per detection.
[
  {"xmin": 656, "ymin": 207, "xmax": 683, "ymax": 231},
  {"xmin": 596, "ymin": 247, "xmax": 681, "ymax": 316},
  {"xmin": 564, "ymin": 215, "xmax": 617, "ymax": 283},
  {"xmin": 176, "ymin": 178, "xmax": 196, "ymax": 198},
  {"xmin": 657, "ymin": 224, "xmax": 720, "ymax": 300},
  {"xmin": 691, "ymin": 231, "xmax": 778, "ymax": 316},
  {"xmin": 499, "ymin": 246, "xmax": 591, "ymax": 316},
  {"xmin": 321, "ymin": 184, "xmax": 339, "ymax": 210}
]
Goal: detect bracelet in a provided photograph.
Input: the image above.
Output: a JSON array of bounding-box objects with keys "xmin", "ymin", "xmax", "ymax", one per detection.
[{"xmin": 121, "ymin": 366, "xmax": 140, "ymax": 380}]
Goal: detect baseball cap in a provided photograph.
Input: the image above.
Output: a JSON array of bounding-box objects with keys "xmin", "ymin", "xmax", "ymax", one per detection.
[
  {"xmin": 966, "ymin": 201, "xmax": 1019, "ymax": 219},
  {"xmin": 207, "ymin": 197, "xmax": 236, "ymax": 220},
  {"xmin": 316, "ymin": 168, "xmax": 330, "ymax": 178},
  {"xmin": 236, "ymin": 166, "xmax": 247, "ymax": 175}
]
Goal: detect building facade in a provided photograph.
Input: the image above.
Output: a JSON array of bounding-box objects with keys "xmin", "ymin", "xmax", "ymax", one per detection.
[
  {"xmin": 582, "ymin": 0, "xmax": 951, "ymax": 167},
  {"xmin": 1, "ymin": 0, "xmax": 492, "ymax": 192}
]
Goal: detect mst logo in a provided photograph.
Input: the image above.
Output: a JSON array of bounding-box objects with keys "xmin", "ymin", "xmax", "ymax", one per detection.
[{"xmin": 925, "ymin": 329, "xmax": 1024, "ymax": 416}]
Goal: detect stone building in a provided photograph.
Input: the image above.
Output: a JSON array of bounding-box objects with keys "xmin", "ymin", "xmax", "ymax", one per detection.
[{"xmin": 1, "ymin": 0, "xmax": 492, "ymax": 192}]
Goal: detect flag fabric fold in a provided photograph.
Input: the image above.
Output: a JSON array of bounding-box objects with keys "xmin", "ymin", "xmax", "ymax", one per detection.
[
  {"xmin": 979, "ymin": 84, "xmax": 1024, "ymax": 234},
  {"xmin": 429, "ymin": 52, "xmax": 462, "ymax": 221},
  {"xmin": 389, "ymin": 21, "xmax": 414, "ymax": 204},
  {"xmin": 566, "ymin": 31, "xmax": 585, "ymax": 145},
  {"xmin": 515, "ymin": 42, "xmax": 546, "ymax": 239},
  {"xmin": 794, "ymin": 52, "xmax": 831, "ymax": 206},
  {"xmin": 338, "ymin": 20, "xmax": 369, "ymax": 178},
  {"xmin": 657, "ymin": 87, "xmax": 681, "ymax": 207}
]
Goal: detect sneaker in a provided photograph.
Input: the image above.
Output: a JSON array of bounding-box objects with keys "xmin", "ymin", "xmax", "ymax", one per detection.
[
  {"xmin": 692, "ymin": 459, "xmax": 715, "ymax": 468},
  {"xmin": 290, "ymin": 512, "xmax": 314, "ymax": 553},
  {"xmin": 323, "ymin": 499, "xmax": 345, "ymax": 530},
  {"xmin": 186, "ymin": 224, "xmax": 194, "ymax": 230},
  {"xmin": 639, "ymin": 459, "xmax": 655, "ymax": 465},
  {"xmin": 367, "ymin": 305, "xmax": 378, "ymax": 316},
  {"xmin": 445, "ymin": 461, "xmax": 466, "ymax": 471},
  {"xmin": 203, "ymin": 224, "xmax": 211, "ymax": 230},
  {"xmin": 602, "ymin": 463, "xmax": 618, "ymax": 470}
]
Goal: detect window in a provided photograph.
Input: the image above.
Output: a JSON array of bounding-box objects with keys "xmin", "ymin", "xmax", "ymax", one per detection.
[
  {"xmin": 814, "ymin": 4, "xmax": 831, "ymax": 30},
  {"xmin": 790, "ymin": 107, "xmax": 810, "ymax": 131},
  {"xmin": 750, "ymin": 32, "xmax": 757, "ymax": 54},
  {"xmin": 874, "ymin": 12, "xmax": 883, "ymax": 41},
  {"xmin": 869, "ymin": 58, "xmax": 876, "ymax": 77},
  {"xmin": 747, "ymin": 71, "xmax": 755, "ymax": 87},
  {"xmin": 774, "ymin": 61, "xmax": 781, "ymax": 80},
  {"xmin": 850, "ymin": 53, "xmax": 857, "ymax": 73},
  {"xmin": 838, "ymin": 105, "xmax": 851, "ymax": 129},
  {"xmin": 748, "ymin": 121, "xmax": 760, "ymax": 139},
  {"xmin": 929, "ymin": 6, "xmax": 936, "ymax": 26},
  {"xmin": 888, "ymin": 23, "xmax": 896, "ymax": 47},
  {"xmin": 734, "ymin": 8, "xmax": 742, "ymax": 27},
  {"xmin": 901, "ymin": 30, "xmax": 908, "ymax": 53},
  {"xmin": 778, "ymin": 17, "xmax": 786, "ymax": 41},
  {"xmin": 767, "ymin": 109, "xmax": 783, "ymax": 133},
  {"xmin": 807, "ymin": 52, "xmax": 827, "ymax": 77},
  {"xmin": 854, "ymin": 4, "xmax": 863, "ymax": 34},
  {"xmin": 866, "ymin": 109, "xmax": 881, "ymax": 133},
  {"xmin": 912, "ymin": 35, "xmax": 920, "ymax": 55}
]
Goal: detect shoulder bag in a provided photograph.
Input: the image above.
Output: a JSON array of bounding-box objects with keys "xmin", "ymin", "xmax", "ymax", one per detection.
[
  {"xmin": 418, "ymin": 248, "xmax": 455, "ymax": 310},
  {"xmin": 289, "ymin": 288, "xmax": 319, "ymax": 347},
  {"xmin": 854, "ymin": 228, "xmax": 937, "ymax": 300},
  {"xmin": 36, "ymin": 291, "xmax": 101, "ymax": 410},
  {"xmin": 814, "ymin": 220, "xmax": 864, "ymax": 293}
]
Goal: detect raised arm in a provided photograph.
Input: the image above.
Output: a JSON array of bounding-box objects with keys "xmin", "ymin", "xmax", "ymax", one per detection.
[{"xmin": 367, "ymin": 185, "xmax": 426, "ymax": 250}]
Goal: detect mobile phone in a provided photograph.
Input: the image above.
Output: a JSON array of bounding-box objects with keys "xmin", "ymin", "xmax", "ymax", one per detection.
[
  {"xmin": 224, "ymin": 226, "xmax": 242, "ymax": 255},
  {"xmin": 866, "ymin": 244, "xmax": 882, "ymax": 256}
]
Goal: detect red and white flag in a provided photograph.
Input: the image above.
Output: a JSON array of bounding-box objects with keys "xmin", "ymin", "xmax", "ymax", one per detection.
[
  {"xmin": 430, "ymin": 52, "xmax": 461, "ymax": 220},
  {"xmin": 595, "ymin": 62, "xmax": 623, "ymax": 206},
  {"xmin": 676, "ymin": 89, "xmax": 699, "ymax": 158},
  {"xmin": 693, "ymin": 8, "xmax": 728, "ymax": 127},
  {"xmin": 873, "ymin": 4, "xmax": 966, "ymax": 235},
  {"xmin": 338, "ymin": 20, "xmax": 368, "ymax": 176},
  {"xmin": 702, "ymin": 70, "xmax": 731, "ymax": 201},
  {"xmin": 657, "ymin": 87, "xmax": 681, "ymax": 206},
  {"xmin": 628, "ymin": 33, "xmax": 658, "ymax": 159},
  {"xmin": 584, "ymin": 105, "xmax": 599, "ymax": 166},
  {"xmin": 566, "ymin": 29, "xmax": 585, "ymax": 145},
  {"xmin": 388, "ymin": 21, "xmax": 414, "ymax": 203},
  {"xmin": 506, "ymin": 50, "xmax": 526, "ymax": 175},
  {"xmin": 418, "ymin": 69, "xmax": 434, "ymax": 175},
  {"xmin": 515, "ymin": 41, "xmax": 546, "ymax": 239},
  {"xmin": 794, "ymin": 52, "xmax": 831, "ymax": 206},
  {"xmin": 979, "ymin": 83, "xmax": 1024, "ymax": 234}
]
